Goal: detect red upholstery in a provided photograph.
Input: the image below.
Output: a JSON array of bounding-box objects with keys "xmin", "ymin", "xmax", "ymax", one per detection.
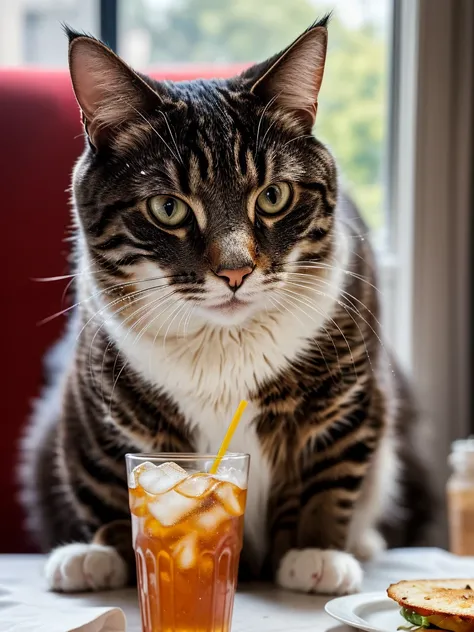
[{"xmin": 0, "ymin": 65, "xmax": 245, "ymax": 552}]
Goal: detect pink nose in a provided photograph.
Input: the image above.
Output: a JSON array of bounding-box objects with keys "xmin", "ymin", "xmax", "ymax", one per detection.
[{"xmin": 216, "ymin": 266, "xmax": 253, "ymax": 289}]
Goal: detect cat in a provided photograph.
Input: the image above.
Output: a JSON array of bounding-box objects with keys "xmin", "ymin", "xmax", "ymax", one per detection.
[{"xmin": 19, "ymin": 16, "xmax": 432, "ymax": 595}]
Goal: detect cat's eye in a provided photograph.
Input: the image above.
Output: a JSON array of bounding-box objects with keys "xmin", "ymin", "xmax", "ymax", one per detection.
[
  {"xmin": 147, "ymin": 195, "xmax": 190, "ymax": 227},
  {"xmin": 256, "ymin": 182, "xmax": 293, "ymax": 216}
]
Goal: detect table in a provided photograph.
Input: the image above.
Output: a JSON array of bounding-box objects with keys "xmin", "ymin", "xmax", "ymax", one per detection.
[{"xmin": 0, "ymin": 549, "xmax": 473, "ymax": 631}]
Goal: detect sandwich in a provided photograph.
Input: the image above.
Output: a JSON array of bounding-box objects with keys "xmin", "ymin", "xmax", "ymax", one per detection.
[{"xmin": 387, "ymin": 579, "xmax": 474, "ymax": 632}]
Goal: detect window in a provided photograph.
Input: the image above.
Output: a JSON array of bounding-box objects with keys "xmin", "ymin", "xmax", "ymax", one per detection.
[{"xmin": 0, "ymin": 0, "xmax": 98, "ymax": 67}]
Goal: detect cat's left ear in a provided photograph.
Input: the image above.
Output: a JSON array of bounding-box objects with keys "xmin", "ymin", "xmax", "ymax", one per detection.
[
  {"xmin": 244, "ymin": 17, "xmax": 329, "ymax": 129},
  {"xmin": 66, "ymin": 28, "xmax": 164, "ymax": 149}
]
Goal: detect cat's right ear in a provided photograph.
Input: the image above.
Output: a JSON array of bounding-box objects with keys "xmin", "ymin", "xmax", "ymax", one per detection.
[
  {"xmin": 241, "ymin": 16, "xmax": 329, "ymax": 130},
  {"xmin": 66, "ymin": 28, "xmax": 162, "ymax": 149}
]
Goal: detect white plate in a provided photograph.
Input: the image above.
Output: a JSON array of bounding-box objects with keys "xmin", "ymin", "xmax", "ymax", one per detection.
[{"xmin": 325, "ymin": 591, "xmax": 405, "ymax": 632}]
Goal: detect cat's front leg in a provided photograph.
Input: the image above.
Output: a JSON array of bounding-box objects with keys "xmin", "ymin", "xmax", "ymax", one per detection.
[
  {"xmin": 45, "ymin": 520, "xmax": 133, "ymax": 592},
  {"xmin": 274, "ymin": 485, "xmax": 369, "ymax": 595},
  {"xmin": 276, "ymin": 547, "xmax": 363, "ymax": 595}
]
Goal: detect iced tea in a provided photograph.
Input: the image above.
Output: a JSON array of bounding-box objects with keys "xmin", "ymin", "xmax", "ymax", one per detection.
[{"xmin": 126, "ymin": 455, "xmax": 249, "ymax": 632}]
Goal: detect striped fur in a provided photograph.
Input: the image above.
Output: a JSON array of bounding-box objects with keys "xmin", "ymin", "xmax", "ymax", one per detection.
[{"xmin": 19, "ymin": 19, "xmax": 432, "ymax": 593}]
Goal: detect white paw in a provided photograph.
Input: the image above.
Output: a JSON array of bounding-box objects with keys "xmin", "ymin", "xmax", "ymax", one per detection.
[
  {"xmin": 349, "ymin": 529, "xmax": 386, "ymax": 561},
  {"xmin": 277, "ymin": 549, "xmax": 363, "ymax": 595},
  {"xmin": 45, "ymin": 543, "xmax": 128, "ymax": 592}
]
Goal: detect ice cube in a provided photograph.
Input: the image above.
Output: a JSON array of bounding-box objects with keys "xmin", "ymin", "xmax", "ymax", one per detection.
[
  {"xmin": 214, "ymin": 466, "xmax": 247, "ymax": 490},
  {"xmin": 129, "ymin": 461, "xmax": 156, "ymax": 488},
  {"xmin": 129, "ymin": 493, "xmax": 148, "ymax": 517},
  {"xmin": 138, "ymin": 461, "xmax": 187, "ymax": 494},
  {"xmin": 144, "ymin": 516, "xmax": 163, "ymax": 538},
  {"xmin": 195, "ymin": 505, "xmax": 229, "ymax": 531},
  {"xmin": 175, "ymin": 474, "xmax": 214, "ymax": 498},
  {"xmin": 173, "ymin": 533, "xmax": 198, "ymax": 569},
  {"xmin": 148, "ymin": 490, "xmax": 196, "ymax": 526},
  {"xmin": 215, "ymin": 482, "xmax": 243, "ymax": 516}
]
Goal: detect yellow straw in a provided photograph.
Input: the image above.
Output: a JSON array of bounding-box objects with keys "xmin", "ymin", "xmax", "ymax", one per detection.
[{"xmin": 209, "ymin": 400, "xmax": 248, "ymax": 474}]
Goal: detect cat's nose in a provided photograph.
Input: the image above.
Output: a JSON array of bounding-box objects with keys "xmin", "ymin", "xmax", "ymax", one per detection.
[{"xmin": 216, "ymin": 266, "xmax": 253, "ymax": 289}]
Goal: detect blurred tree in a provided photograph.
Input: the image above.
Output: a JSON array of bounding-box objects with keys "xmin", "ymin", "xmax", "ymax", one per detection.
[
  {"xmin": 126, "ymin": 0, "xmax": 316, "ymax": 63},
  {"xmin": 122, "ymin": 0, "xmax": 388, "ymax": 232},
  {"xmin": 318, "ymin": 18, "xmax": 388, "ymax": 232}
]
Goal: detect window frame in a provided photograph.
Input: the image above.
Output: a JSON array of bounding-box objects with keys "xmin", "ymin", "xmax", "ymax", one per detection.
[
  {"xmin": 390, "ymin": 0, "xmax": 474, "ymax": 546},
  {"xmin": 100, "ymin": 0, "xmax": 118, "ymax": 51}
]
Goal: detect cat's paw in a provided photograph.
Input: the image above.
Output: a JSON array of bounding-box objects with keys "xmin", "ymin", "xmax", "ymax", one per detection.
[
  {"xmin": 45, "ymin": 543, "xmax": 128, "ymax": 592},
  {"xmin": 276, "ymin": 548, "xmax": 363, "ymax": 595},
  {"xmin": 349, "ymin": 528, "xmax": 386, "ymax": 562}
]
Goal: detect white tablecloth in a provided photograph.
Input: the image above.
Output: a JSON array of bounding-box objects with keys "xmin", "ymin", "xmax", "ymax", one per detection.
[{"xmin": 0, "ymin": 549, "xmax": 473, "ymax": 631}]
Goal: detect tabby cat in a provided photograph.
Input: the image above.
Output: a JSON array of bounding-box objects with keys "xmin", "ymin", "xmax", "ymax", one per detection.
[{"xmin": 19, "ymin": 17, "xmax": 432, "ymax": 594}]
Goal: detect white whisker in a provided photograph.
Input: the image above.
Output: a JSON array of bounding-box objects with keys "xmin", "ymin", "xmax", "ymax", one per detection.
[
  {"xmin": 107, "ymin": 292, "xmax": 179, "ymax": 413},
  {"xmin": 255, "ymin": 92, "xmax": 280, "ymax": 154},
  {"xmin": 282, "ymin": 281, "xmax": 372, "ymax": 373},
  {"xmin": 272, "ymin": 290, "xmax": 336, "ymax": 378},
  {"xmin": 277, "ymin": 286, "xmax": 357, "ymax": 377},
  {"xmin": 280, "ymin": 133, "xmax": 314, "ymax": 149},
  {"xmin": 77, "ymin": 281, "xmax": 172, "ymax": 345},
  {"xmin": 157, "ymin": 110, "xmax": 184, "ymax": 166},
  {"xmin": 284, "ymin": 260, "xmax": 380, "ymax": 293},
  {"xmin": 96, "ymin": 288, "xmax": 177, "ymax": 396},
  {"xmin": 283, "ymin": 272, "xmax": 383, "ymax": 331},
  {"xmin": 162, "ymin": 301, "xmax": 188, "ymax": 349},
  {"xmin": 129, "ymin": 105, "xmax": 181, "ymax": 165}
]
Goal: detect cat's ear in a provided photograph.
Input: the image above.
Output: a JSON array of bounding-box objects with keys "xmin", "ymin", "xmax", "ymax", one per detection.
[
  {"xmin": 244, "ymin": 16, "xmax": 329, "ymax": 128},
  {"xmin": 66, "ymin": 28, "xmax": 162, "ymax": 148}
]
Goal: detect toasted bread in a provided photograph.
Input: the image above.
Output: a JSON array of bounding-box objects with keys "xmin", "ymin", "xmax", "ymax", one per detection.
[{"xmin": 388, "ymin": 579, "xmax": 474, "ymax": 620}]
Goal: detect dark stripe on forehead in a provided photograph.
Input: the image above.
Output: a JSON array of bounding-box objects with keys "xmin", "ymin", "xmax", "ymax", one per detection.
[
  {"xmin": 214, "ymin": 89, "xmax": 255, "ymax": 131},
  {"xmin": 87, "ymin": 198, "xmax": 138, "ymax": 238},
  {"xmin": 238, "ymin": 142, "xmax": 248, "ymax": 177},
  {"xmin": 217, "ymin": 88, "xmax": 255, "ymax": 112},
  {"xmin": 254, "ymin": 151, "xmax": 267, "ymax": 187},
  {"xmin": 194, "ymin": 123, "xmax": 212, "ymax": 146},
  {"xmin": 215, "ymin": 88, "xmax": 244, "ymax": 115},
  {"xmin": 192, "ymin": 145, "xmax": 210, "ymax": 182},
  {"xmin": 176, "ymin": 162, "xmax": 191, "ymax": 196}
]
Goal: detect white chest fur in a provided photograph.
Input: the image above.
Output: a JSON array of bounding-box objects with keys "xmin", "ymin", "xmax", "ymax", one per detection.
[{"xmin": 86, "ymin": 232, "xmax": 349, "ymax": 560}]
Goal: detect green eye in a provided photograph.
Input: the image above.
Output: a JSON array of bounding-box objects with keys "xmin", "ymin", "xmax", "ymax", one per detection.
[
  {"xmin": 256, "ymin": 182, "xmax": 292, "ymax": 215},
  {"xmin": 147, "ymin": 195, "xmax": 190, "ymax": 227}
]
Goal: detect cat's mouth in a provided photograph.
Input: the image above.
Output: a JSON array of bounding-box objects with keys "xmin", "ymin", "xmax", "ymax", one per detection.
[
  {"xmin": 195, "ymin": 289, "xmax": 264, "ymax": 326},
  {"xmin": 207, "ymin": 296, "xmax": 250, "ymax": 312}
]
